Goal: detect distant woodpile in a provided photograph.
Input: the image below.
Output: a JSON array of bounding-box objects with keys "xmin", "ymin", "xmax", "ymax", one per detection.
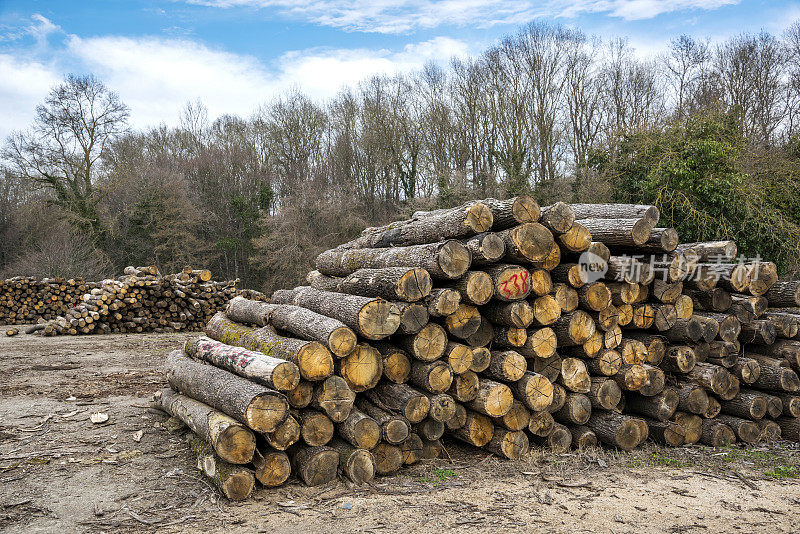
[
  {"xmin": 2, "ymin": 266, "xmax": 263, "ymax": 335},
  {"xmin": 152, "ymin": 196, "xmax": 800, "ymax": 501}
]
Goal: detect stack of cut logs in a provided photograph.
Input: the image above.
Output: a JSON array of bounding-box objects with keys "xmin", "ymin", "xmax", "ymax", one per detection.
[
  {"xmin": 0, "ymin": 276, "xmax": 100, "ymax": 326},
  {"xmin": 154, "ymin": 196, "xmax": 800, "ymax": 501},
  {"xmin": 21, "ymin": 266, "xmax": 251, "ymax": 335}
]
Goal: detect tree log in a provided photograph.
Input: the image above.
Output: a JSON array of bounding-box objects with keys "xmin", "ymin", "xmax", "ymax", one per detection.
[
  {"xmin": 154, "ymin": 388, "xmax": 255, "ymax": 465},
  {"xmin": 586, "ymin": 412, "xmax": 643, "ymax": 450},
  {"xmin": 184, "ymin": 336, "xmax": 300, "ymax": 392},
  {"xmin": 459, "ymin": 232, "xmax": 506, "ymax": 265},
  {"xmin": 186, "ymin": 434, "xmax": 255, "ymax": 500},
  {"xmin": 316, "ymin": 240, "xmax": 471, "ymax": 280},
  {"xmin": 311, "ymin": 376, "xmax": 356, "ymax": 423},
  {"xmin": 289, "ymin": 445, "xmax": 339, "ymax": 486},
  {"xmin": 366, "ymin": 383, "xmax": 431, "ymax": 423},
  {"xmin": 328, "ymin": 438, "xmax": 375, "ymax": 484},
  {"xmin": 165, "ymin": 351, "xmax": 289, "ymax": 433}
]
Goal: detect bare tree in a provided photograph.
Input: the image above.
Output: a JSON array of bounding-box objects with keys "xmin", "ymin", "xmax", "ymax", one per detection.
[{"xmin": 3, "ymin": 74, "xmax": 129, "ymax": 239}]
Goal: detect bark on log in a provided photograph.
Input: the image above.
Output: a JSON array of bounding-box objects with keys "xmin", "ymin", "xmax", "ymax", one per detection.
[
  {"xmin": 575, "ymin": 218, "xmax": 653, "ymax": 247},
  {"xmin": 344, "ymin": 202, "xmax": 492, "ymax": 248},
  {"xmin": 482, "ymin": 196, "xmax": 541, "ymax": 229},
  {"xmin": 326, "ymin": 267, "xmax": 434, "ymax": 302},
  {"xmin": 675, "ymin": 240, "xmax": 737, "ymax": 262},
  {"xmin": 468, "ymin": 378, "xmax": 514, "ymax": 417},
  {"xmin": 586, "ymin": 349, "xmax": 622, "ymax": 377},
  {"xmin": 234, "ymin": 325, "xmax": 333, "ymax": 382},
  {"xmin": 586, "ymin": 412, "xmax": 643, "ymax": 450},
  {"xmin": 480, "ymin": 264, "xmax": 532, "ymax": 301},
  {"xmin": 311, "ymin": 376, "xmax": 356, "ymax": 423},
  {"xmin": 626, "ymin": 388, "xmax": 678, "ymax": 421},
  {"xmin": 186, "ymin": 435, "xmax": 255, "ymax": 500},
  {"xmin": 714, "ymin": 415, "xmax": 760, "ymax": 443},
  {"xmin": 328, "ymin": 438, "xmax": 375, "ymax": 484},
  {"xmin": 289, "ymin": 445, "xmax": 339, "ymax": 486},
  {"xmin": 569, "ymin": 425, "xmax": 599, "ymax": 448},
  {"xmin": 558, "ymin": 222, "xmax": 592, "ymax": 252},
  {"xmin": 484, "ymin": 350, "xmax": 527, "ymax": 382},
  {"xmin": 424, "ymin": 288, "xmax": 460, "ymax": 317},
  {"xmin": 165, "ymin": 351, "xmax": 289, "ymax": 433},
  {"xmin": 446, "ymin": 271, "xmax": 494, "ymax": 306},
  {"xmin": 271, "ymin": 287, "xmax": 400, "ymax": 341},
  {"xmin": 354, "ymin": 398, "xmax": 410, "ymax": 444},
  {"xmin": 184, "ymin": 336, "xmax": 300, "ymax": 392},
  {"xmin": 481, "ymin": 300, "xmax": 534, "ymax": 328},
  {"xmin": 459, "ymin": 232, "xmax": 506, "ymax": 265},
  {"xmin": 764, "ymin": 280, "xmax": 800, "ymax": 307},
  {"xmin": 155, "ymin": 388, "xmax": 255, "ymax": 465},
  {"xmin": 552, "ymin": 310, "xmax": 596, "ymax": 346},
  {"xmin": 470, "ymin": 347, "xmax": 492, "ymax": 373},
  {"xmin": 569, "ymin": 204, "xmax": 659, "ymax": 224},
  {"xmin": 558, "ymin": 357, "xmax": 591, "ymax": 393},
  {"xmin": 366, "ymin": 383, "xmax": 431, "ymax": 423},
  {"xmin": 315, "ymin": 240, "xmax": 471, "ymax": 280},
  {"xmin": 519, "ymin": 327, "xmax": 558, "ymax": 359},
  {"xmin": 719, "ymin": 391, "xmax": 768, "ymax": 420}
]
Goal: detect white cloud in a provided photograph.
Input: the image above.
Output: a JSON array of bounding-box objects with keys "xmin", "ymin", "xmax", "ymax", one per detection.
[
  {"xmin": 186, "ymin": 0, "xmax": 740, "ymax": 33},
  {"xmin": 0, "ymin": 54, "xmax": 61, "ymax": 139},
  {"xmin": 0, "ymin": 33, "xmax": 471, "ymax": 139}
]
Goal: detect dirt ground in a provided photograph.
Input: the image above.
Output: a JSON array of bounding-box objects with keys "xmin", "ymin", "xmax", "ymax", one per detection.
[{"xmin": 1, "ymin": 332, "xmax": 799, "ymax": 534}]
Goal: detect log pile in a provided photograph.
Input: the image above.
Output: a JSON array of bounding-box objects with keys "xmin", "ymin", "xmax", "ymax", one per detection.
[
  {"xmin": 0, "ymin": 277, "xmax": 100, "ymax": 325},
  {"xmin": 4, "ymin": 266, "xmax": 256, "ymax": 335},
  {"xmin": 153, "ymin": 196, "xmax": 800, "ymax": 500}
]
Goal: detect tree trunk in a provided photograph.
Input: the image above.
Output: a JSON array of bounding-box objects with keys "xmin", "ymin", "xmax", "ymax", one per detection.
[
  {"xmin": 184, "ymin": 336, "xmax": 300, "ymax": 392},
  {"xmin": 451, "ymin": 411, "xmax": 494, "ymax": 447},
  {"xmin": 335, "ymin": 407, "xmax": 381, "ymax": 450},
  {"xmin": 552, "ymin": 310, "xmax": 596, "ymax": 346},
  {"xmin": 424, "ymin": 288, "xmax": 460, "ymax": 317},
  {"xmin": 569, "ymin": 204, "xmax": 659, "ymax": 224},
  {"xmin": 154, "ymin": 388, "xmax": 255, "ymax": 465},
  {"xmin": 518, "ymin": 327, "xmax": 557, "ymax": 359},
  {"xmin": 675, "ymin": 240, "xmax": 737, "ymax": 262},
  {"xmin": 371, "ymin": 342, "xmax": 411, "ymax": 384},
  {"xmin": 409, "ymin": 359, "xmax": 453, "ymax": 394},
  {"xmin": 328, "ymin": 438, "xmax": 375, "ymax": 484},
  {"xmin": 588, "ymin": 377, "xmax": 622, "ymax": 411},
  {"xmin": 271, "ymin": 286, "xmax": 400, "ymax": 341},
  {"xmin": 614, "ymin": 363, "xmax": 647, "ymax": 391},
  {"xmin": 264, "ymin": 415, "xmax": 300, "ymax": 451},
  {"xmin": 674, "ymin": 382, "xmax": 709, "ymax": 415},
  {"xmin": 392, "ymin": 302, "xmax": 429, "ymax": 334},
  {"xmin": 764, "ymin": 280, "xmax": 800, "ymax": 307},
  {"xmin": 445, "ymin": 271, "xmax": 493, "ymax": 306},
  {"xmin": 481, "ymin": 195, "xmax": 540, "ymax": 229},
  {"xmin": 468, "ymin": 379, "xmax": 514, "ymax": 417},
  {"xmin": 315, "ymin": 240, "xmax": 471, "ymax": 280},
  {"xmin": 459, "ymin": 232, "xmax": 506, "ymax": 265},
  {"xmin": 575, "ymin": 218, "xmax": 653, "ymax": 247},
  {"xmin": 485, "ymin": 428, "xmax": 529, "ymax": 459},
  {"xmin": 672, "ymin": 412, "xmax": 703, "ymax": 444},
  {"xmin": 553, "ymin": 392, "xmax": 591, "ymax": 425},
  {"xmin": 252, "ymin": 446, "xmax": 291, "ymax": 487},
  {"xmin": 289, "ymin": 445, "xmax": 339, "ymax": 486},
  {"xmin": 444, "ymin": 304, "xmax": 482, "ymax": 339},
  {"xmin": 513, "ymin": 371, "xmax": 555, "ymax": 411},
  {"xmin": 481, "ymin": 300, "xmax": 534, "ymax": 328},
  {"xmin": 626, "ymin": 388, "xmax": 678, "ymax": 421},
  {"xmin": 236, "ymin": 325, "xmax": 333, "ymax": 382},
  {"xmin": 719, "ymin": 391, "xmax": 768, "ymax": 420},
  {"xmin": 492, "ymin": 400, "xmax": 530, "ymax": 431},
  {"xmin": 294, "ymin": 409, "xmax": 334, "ymax": 446},
  {"xmin": 342, "ymin": 202, "xmax": 492, "ymax": 248},
  {"xmin": 480, "ymin": 264, "xmax": 532, "ymax": 301},
  {"xmin": 497, "ymin": 223, "xmax": 554, "ymax": 263},
  {"xmin": 355, "ymin": 398, "xmax": 411, "ymax": 444},
  {"xmin": 311, "ymin": 376, "xmax": 356, "ymax": 423},
  {"xmin": 337, "ymin": 343, "xmax": 382, "ymax": 392},
  {"xmin": 586, "ymin": 412, "xmax": 643, "ymax": 450},
  {"xmin": 186, "ymin": 434, "xmax": 255, "ymax": 500},
  {"xmin": 366, "ymin": 383, "xmax": 431, "ymax": 423},
  {"xmin": 483, "ymin": 350, "xmax": 526, "ymax": 382},
  {"xmin": 165, "ymin": 351, "xmax": 289, "ymax": 434},
  {"xmin": 586, "ymin": 349, "xmax": 622, "ymax": 377},
  {"xmin": 443, "ymin": 342, "xmax": 476, "ymax": 375},
  {"xmin": 528, "ymin": 410, "xmax": 555, "ymax": 437},
  {"xmin": 714, "ymin": 415, "xmax": 760, "ymax": 443},
  {"xmin": 448, "ymin": 371, "xmax": 479, "ymax": 402},
  {"xmin": 553, "ymin": 283, "xmax": 579, "ymax": 313}
]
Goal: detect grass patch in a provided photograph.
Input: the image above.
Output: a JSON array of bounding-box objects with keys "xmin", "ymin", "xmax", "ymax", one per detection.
[{"xmin": 764, "ymin": 465, "xmax": 800, "ymax": 479}]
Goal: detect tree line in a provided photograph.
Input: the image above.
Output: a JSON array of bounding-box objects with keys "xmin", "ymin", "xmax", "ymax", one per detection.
[{"xmin": 3, "ymin": 22, "xmax": 800, "ymax": 292}]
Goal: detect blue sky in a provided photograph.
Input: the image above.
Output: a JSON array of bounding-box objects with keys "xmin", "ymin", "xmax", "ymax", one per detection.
[{"xmin": 1, "ymin": 0, "xmax": 798, "ymax": 139}]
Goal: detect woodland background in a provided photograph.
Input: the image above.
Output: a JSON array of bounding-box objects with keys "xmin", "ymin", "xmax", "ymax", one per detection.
[{"xmin": 3, "ymin": 22, "xmax": 800, "ymax": 293}]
